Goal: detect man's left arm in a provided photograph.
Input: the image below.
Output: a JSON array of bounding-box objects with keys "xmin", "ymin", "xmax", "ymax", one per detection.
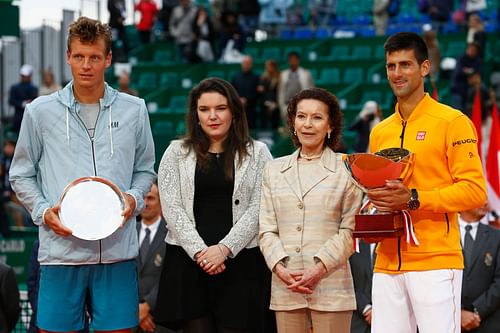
[
  {"xmin": 419, "ymin": 114, "xmax": 486, "ymax": 213},
  {"xmin": 126, "ymin": 100, "xmax": 156, "ymax": 215}
]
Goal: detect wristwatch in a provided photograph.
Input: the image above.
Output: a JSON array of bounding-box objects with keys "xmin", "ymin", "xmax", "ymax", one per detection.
[{"xmin": 407, "ymin": 189, "xmax": 420, "ymax": 210}]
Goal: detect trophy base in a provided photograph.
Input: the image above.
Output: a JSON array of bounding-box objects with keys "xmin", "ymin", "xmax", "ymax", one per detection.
[{"xmin": 353, "ymin": 212, "xmax": 405, "ymax": 238}]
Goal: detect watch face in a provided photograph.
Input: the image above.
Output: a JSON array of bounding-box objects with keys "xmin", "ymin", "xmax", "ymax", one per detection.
[{"xmin": 408, "ymin": 199, "xmax": 420, "ymax": 210}]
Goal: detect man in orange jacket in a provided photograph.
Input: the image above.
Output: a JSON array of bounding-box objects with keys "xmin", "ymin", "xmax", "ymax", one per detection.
[{"xmin": 367, "ymin": 32, "xmax": 487, "ymax": 333}]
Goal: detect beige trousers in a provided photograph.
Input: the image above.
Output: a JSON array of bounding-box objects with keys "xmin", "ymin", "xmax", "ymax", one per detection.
[{"xmin": 275, "ymin": 308, "xmax": 352, "ymax": 333}]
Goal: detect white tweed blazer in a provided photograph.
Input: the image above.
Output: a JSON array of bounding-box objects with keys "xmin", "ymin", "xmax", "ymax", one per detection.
[
  {"xmin": 259, "ymin": 147, "xmax": 363, "ymax": 311},
  {"xmin": 158, "ymin": 139, "xmax": 272, "ymax": 259}
]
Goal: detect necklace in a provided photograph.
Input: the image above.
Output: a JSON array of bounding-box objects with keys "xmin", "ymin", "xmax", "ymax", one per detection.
[
  {"xmin": 209, "ymin": 150, "xmax": 223, "ymax": 159},
  {"xmin": 299, "ymin": 150, "xmax": 323, "ymax": 160}
]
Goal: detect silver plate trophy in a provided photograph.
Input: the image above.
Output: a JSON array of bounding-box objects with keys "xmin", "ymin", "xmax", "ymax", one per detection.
[
  {"xmin": 59, "ymin": 177, "xmax": 125, "ymax": 240},
  {"xmin": 343, "ymin": 148, "xmax": 414, "ymax": 238}
]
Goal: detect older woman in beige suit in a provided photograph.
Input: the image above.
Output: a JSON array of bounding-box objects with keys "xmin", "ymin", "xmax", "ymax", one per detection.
[{"xmin": 259, "ymin": 88, "xmax": 363, "ymax": 333}]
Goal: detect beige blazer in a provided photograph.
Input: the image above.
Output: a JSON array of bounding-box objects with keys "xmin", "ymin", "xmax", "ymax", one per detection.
[{"xmin": 259, "ymin": 148, "xmax": 363, "ymax": 312}]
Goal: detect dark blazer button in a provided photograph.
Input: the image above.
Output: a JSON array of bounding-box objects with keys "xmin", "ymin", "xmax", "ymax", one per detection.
[{"xmin": 235, "ymin": 199, "xmax": 240, "ymax": 205}]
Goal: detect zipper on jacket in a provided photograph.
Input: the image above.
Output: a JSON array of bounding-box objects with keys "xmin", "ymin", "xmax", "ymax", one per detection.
[
  {"xmin": 396, "ymin": 119, "xmax": 407, "ymax": 270},
  {"xmin": 445, "ymin": 213, "xmax": 450, "ymax": 234},
  {"xmin": 397, "ymin": 236, "xmax": 402, "ymax": 270},
  {"xmin": 399, "ymin": 120, "xmax": 407, "ymax": 148},
  {"xmin": 75, "ymin": 108, "xmax": 102, "ymax": 263}
]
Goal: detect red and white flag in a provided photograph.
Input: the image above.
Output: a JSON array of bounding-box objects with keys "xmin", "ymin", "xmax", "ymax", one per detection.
[{"xmin": 486, "ymin": 102, "xmax": 500, "ymax": 212}]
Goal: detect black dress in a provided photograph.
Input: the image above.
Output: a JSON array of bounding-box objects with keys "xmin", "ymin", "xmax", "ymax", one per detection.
[{"xmin": 155, "ymin": 153, "xmax": 274, "ymax": 332}]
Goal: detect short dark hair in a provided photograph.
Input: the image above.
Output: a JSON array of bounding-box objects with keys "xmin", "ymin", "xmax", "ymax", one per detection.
[
  {"xmin": 384, "ymin": 32, "xmax": 429, "ymax": 65},
  {"xmin": 287, "ymin": 51, "xmax": 300, "ymax": 59},
  {"xmin": 67, "ymin": 16, "xmax": 112, "ymax": 55},
  {"xmin": 286, "ymin": 88, "xmax": 343, "ymax": 151},
  {"xmin": 184, "ymin": 77, "xmax": 250, "ymax": 180}
]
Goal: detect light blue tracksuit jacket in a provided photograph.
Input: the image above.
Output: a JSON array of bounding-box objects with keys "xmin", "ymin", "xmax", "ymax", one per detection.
[{"xmin": 9, "ymin": 82, "xmax": 156, "ymax": 265}]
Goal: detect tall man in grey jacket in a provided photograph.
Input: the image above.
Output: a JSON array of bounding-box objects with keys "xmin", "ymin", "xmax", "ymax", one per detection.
[{"xmin": 9, "ymin": 16, "xmax": 156, "ymax": 333}]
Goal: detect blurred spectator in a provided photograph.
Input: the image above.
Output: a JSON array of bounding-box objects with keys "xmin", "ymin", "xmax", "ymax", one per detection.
[
  {"xmin": 258, "ymin": 0, "xmax": 293, "ymax": 32},
  {"xmin": 219, "ymin": 10, "xmax": 245, "ymax": 59},
  {"xmin": 2, "ymin": 139, "xmax": 31, "ymax": 228},
  {"xmin": 238, "ymin": 0, "xmax": 261, "ymax": 36},
  {"xmin": 459, "ymin": 204, "xmax": 500, "ymax": 332},
  {"xmin": 467, "ymin": 14, "xmax": 486, "ymax": 59},
  {"xmin": 258, "ymin": 59, "xmax": 281, "ymax": 129},
  {"xmin": 465, "ymin": 0, "xmax": 487, "ymax": 19},
  {"xmin": 451, "ymin": 42, "xmax": 482, "ymax": 112},
  {"xmin": 135, "ymin": 0, "xmax": 159, "ymax": 45},
  {"xmin": 232, "ymin": 55, "xmax": 261, "ymax": 130},
  {"xmin": 192, "ymin": 6, "xmax": 215, "ymax": 63},
  {"xmin": 39, "ymin": 68, "xmax": 61, "ymax": 96},
  {"xmin": 464, "ymin": 71, "xmax": 492, "ymax": 121},
  {"xmin": 169, "ymin": 0, "xmax": 198, "ymax": 63},
  {"xmin": 0, "ymin": 262, "xmax": 20, "ymax": 333},
  {"xmin": 8, "ymin": 64, "xmax": 38, "ymax": 133},
  {"xmin": 118, "ymin": 71, "xmax": 138, "ymax": 96},
  {"xmin": 307, "ymin": 0, "xmax": 337, "ymax": 26},
  {"xmin": 158, "ymin": 0, "xmax": 180, "ymax": 39},
  {"xmin": 418, "ymin": 0, "xmax": 454, "ymax": 31},
  {"xmin": 349, "ymin": 101, "xmax": 382, "ymax": 153},
  {"xmin": 373, "ymin": 0, "xmax": 390, "ymax": 36},
  {"xmin": 108, "ymin": 0, "xmax": 128, "ymax": 61},
  {"xmin": 278, "ymin": 51, "xmax": 314, "ymax": 123},
  {"xmin": 422, "ymin": 28, "xmax": 442, "ymax": 81}
]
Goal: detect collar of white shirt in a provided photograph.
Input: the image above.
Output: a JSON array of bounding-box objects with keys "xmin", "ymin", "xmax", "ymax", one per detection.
[{"xmin": 140, "ymin": 217, "xmax": 162, "ymax": 244}]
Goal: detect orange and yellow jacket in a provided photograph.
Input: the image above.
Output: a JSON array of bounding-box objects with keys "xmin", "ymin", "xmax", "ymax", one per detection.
[{"xmin": 369, "ymin": 93, "xmax": 487, "ymax": 273}]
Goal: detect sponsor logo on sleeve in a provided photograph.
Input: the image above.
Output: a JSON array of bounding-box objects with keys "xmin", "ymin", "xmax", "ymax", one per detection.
[{"xmin": 452, "ymin": 138, "xmax": 478, "ymax": 147}]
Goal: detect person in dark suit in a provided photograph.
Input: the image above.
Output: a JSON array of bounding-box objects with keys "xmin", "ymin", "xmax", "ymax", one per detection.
[
  {"xmin": 350, "ymin": 240, "xmax": 375, "ymax": 333},
  {"xmin": 459, "ymin": 204, "xmax": 500, "ymax": 332},
  {"xmin": 136, "ymin": 182, "xmax": 171, "ymax": 333},
  {"xmin": 0, "ymin": 262, "xmax": 20, "ymax": 333}
]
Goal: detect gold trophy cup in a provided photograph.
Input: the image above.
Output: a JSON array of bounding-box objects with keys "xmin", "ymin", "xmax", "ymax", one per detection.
[{"xmin": 343, "ymin": 148, "xmax": 414, "ymax": 238}]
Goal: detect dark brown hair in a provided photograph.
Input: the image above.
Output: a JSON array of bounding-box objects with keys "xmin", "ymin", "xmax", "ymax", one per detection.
[
  {"xmin": 67, "ymin": 16, "xmax": 112, "ymax": 55},
  {"xmin": 286, "ymin": 88, "xmax": 343, "ymax": 151},
  {"xmin": 384, "ymin": 32, "xmax": 429, "ymax": 65},
  {"xmin": 184, "ymin": 77, "xmax": 251, "ymax": 180}
]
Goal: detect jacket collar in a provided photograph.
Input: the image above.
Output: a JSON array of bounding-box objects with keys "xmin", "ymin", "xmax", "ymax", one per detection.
[
  {"xmin": 394, "ymin": 93, "xmax": 433, "ymax": 123},
  {"xmin": 280, "ymin": 147, "xmax": 338, "ymax": 200},
  {"xmin": 56, "ymin": 81, "xmax": 118, "ymax": 111}
]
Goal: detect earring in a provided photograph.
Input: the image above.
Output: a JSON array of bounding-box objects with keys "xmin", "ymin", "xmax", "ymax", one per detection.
[
  {"xmin": 327, "ymin": 132, "xmax": 331, "ymax": 139},
  {"xmin": 294, "ymin": 129, "xmax": 297, "ymax": 136}
]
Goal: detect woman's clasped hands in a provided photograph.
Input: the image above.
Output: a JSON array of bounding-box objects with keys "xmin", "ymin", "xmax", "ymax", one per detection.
[
  {"xmin": 195, "ymin": 244, "xmax": 231, "ymax": 275},
  {"xmin": 274, "ymin": 261, "xmax": 328, "ymax": 294}
]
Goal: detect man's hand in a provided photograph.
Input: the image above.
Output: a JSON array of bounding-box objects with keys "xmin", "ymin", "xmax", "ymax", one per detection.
[
  {"xmin": 121, "ymin": 193, "xmax": 136, "ymax": 225},
  {"xmin": 43, "ymin": 205, "xmax": 72, "ymax": 236},
  {"xmin": 461, "ymin": 309, "xmax": 481, "ymax": 331},
  {"xmin": 364, "ymin": 308, "xmax": 372, "ymax": 325},
  {"xmin": 139, "ymin": 302, "xmax": 151, "ymax": 322},
  {"xmin": 366, "ymin": 180, "xmax": 411, "ymax": 212},
  {"xmin": 139, "ymin": 313, "xmax": 156, "ymax": 332}
]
